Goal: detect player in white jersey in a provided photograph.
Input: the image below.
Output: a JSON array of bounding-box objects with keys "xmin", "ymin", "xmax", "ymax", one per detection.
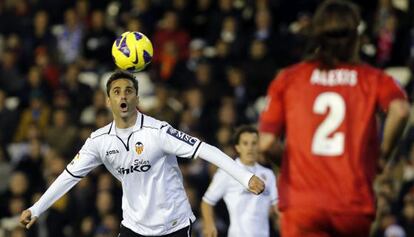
[
  {"xmin": 201, "ymin": 125, "xmax": 278, "ymax": 237},
  {"xmin": 19, "ymin": 71, "xmax": 265, "ymax": 237}
]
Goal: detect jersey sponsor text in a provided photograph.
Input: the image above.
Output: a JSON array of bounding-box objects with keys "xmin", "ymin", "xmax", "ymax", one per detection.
[
  {"xmin": 167, "ymin": 127, "xmax": 197, "ymax": 145},
  {"xmin": 117, "ymin": 159, "xmax": 151, "ymax": 174}
]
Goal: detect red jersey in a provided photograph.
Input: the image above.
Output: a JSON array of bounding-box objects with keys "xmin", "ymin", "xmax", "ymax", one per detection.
[{"xmin": 259, "ymin": 61, "xmax": 407, "ymax": 214}]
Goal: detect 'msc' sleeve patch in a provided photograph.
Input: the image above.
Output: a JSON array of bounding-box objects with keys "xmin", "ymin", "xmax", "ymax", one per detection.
[{"xmin": 167, "ymin": 126, "xmax": 198, "ymax": 146}]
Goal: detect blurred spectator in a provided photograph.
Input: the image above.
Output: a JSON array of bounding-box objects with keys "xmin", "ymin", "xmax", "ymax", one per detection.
[
  {"xmin": 0, "ymin": 49, "xmax": 24, "ymax": 96},
  {"xmin": 14, "ymin": 139, "xmax": 45, "ymax": 192},
  {"xmin": 46, "ymin": 108, "xmax": 78, "ymax": 157},
  {"xmin": 124, "ymin": 17, "xmax": 145, "ymax": 33},
  {"xmin": 153, "ymin": 10, "xmax": 190, "ymax": 62},
  {"xmin": 94, "ymin": 107, "xmax": 112, "ymax": 129},
  {"xmin": 0, "ymin": 172, "xmax": 30, "ymax": 218},
  {"xmin": 13, "ymin": 91, "xmax": 51, "ymax": 142},
  {"xmin": 208, "ymin": 0, "xmax": 241, "ymax": 43},
  {"xmin": 26, "ymin": 10, "xmax": 56, "ymax": 60},
  {"xmin": 79, "ymin": 216, "xmax": 95, "ymax": 237},
  {"xmin": 385, "ymin": 224, "xmax": 406, "ymax": 237},
  {"xmin": 375, "ymin": 12, "xmax": 398, "ymax": 67},
  {"xmin": 251, "ymin": 9, "xmax": 274, "ymax": 44},
  {"xmin": 155, "ymin": 38, "xmax": 180, "ymax": 82},
  {"xmin": 60, "ymin": 63, "xmax": 93, "ymax": 117},
  {"xmin": 19, "ymin": 66, "xmax": 52, "ymax": 108},
  {"xmin": 0, "ymin": 146, "xmax": 12, "ymax": 193},
  {"xmin": 145, "ymin": 83, "xmax": 179, "ymax": 124},
  {"xmin": 7, "ymin": 0, "xmax": 32, "ymax": 37},
  {"xmin": 0, "ymin": 89, "xmax": 19, "ymax": 146},
  {"xmin": 81, "ymin": 9, "xmax": 116, "ymax": 71},
  {"xmin": 80, "ymin": 89, "xmax": 108, "ymax": 126},
  {"xmin": 214, "ymin": 16, "xmax": 245, "ymax": 59},
  {"xmin": 33, "ymin": 46, "xmax": 60, "ymax": 90},
  {"xmin": 191, "ymin": 60, "xmax": 223, "ymax": 108},
  {"xmin": 244, "ymin": 39, "xmax": 277, "ymax": 100},
  {"xmin": 75, "ymin": 0, "xmax": 90, "ymax": 27},
  {"xmin": 55, "ymin": 8, "xmax": 84, "ymax": 65},
  {"xmin": 190, "ymin": 0, "xmax": 213, "ymax": 38},
  {"xmin": 121, "ymin": 0, "xmax": 157, "ymax": 35},
  {"xmin": 400, "ymin": 194, "xmax": 414, "ymax": 236},
  {"xmin": 224, "ymin": 66, "xmax": 248, "ymax": 114},
  {"xmin": 94, "ymin": 191, "xmax": 114, "ymax": 223}
]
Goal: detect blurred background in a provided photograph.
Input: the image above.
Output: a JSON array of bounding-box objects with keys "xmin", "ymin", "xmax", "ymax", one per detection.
[{"xmin": 0, "ymin": 0, "xmax": 414, "ymax": 236}]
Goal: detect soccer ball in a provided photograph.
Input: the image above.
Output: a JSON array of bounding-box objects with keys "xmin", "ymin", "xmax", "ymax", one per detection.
[{"xmin": 112, "ymin": 31, "xmax": 153, "ymax": 72}]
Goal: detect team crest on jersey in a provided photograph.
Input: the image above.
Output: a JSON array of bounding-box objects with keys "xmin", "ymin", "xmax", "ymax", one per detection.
[
  {"xmin": 167, "ymin": 127, "xmax": 197, "ymax": 146},
  {"xmin": 135, "ymin": 142, "xmax": 144, "ymax": 155}
]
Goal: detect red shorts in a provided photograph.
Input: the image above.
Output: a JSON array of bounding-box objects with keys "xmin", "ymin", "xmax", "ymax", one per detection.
[{"xmin": 280, "ymin": 208, "xmax": 374, "ymax": 237}]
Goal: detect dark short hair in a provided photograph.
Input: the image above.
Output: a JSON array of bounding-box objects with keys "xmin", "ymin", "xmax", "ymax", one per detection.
[
  {"xmin": 232, "ymin": 125, "xmax": 258, "ymax": 145},
  {"xmin": 106, "ymin": 70, "xmax": 138, "ymax": 97}
]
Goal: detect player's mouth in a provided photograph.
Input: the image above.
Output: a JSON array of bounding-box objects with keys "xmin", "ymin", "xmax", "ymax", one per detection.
[{"xmin": 120, "ymin": 102, "xmax": 128, "ymax": 112}]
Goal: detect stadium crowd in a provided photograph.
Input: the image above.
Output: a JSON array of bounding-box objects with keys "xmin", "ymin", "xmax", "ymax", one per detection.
[{"xmin": 1, "ymin": 0, "xmax": 414, "ymax": 236}]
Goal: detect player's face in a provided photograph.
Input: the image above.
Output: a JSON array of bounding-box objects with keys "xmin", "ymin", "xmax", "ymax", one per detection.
[
  {"xmin": 107, "ymin": 79, "xmax": 138, "ymax": 119},
  {"xmin": 235, "ymin": 132, "xmax": 259, "ymax": 165}
]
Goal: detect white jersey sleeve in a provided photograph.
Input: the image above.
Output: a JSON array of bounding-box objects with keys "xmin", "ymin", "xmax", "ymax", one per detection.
[
  {"xmin": 159, "ymin": 125, "xmax": 202, "ymax": 159},
  {"xmin": 66, "ymin": 137, "xmax": 102, "ymax": 177},
  {"xmin": 197, "ymin": 143, "xmax": 253, "ymax": 189},
  {"xmin": 29, "ymin": 137, "xmax": 102, "ymax": 217},
  {"xmin": 202, "ymin": 169, "xmax": 228, "ymax": 205},
  {"xmin": 269, "ymin": 172, "xmax": 278, "ymax": 205},
  {"xmin": 158, "ymin": 124, "xmax": 253, "ymax": 189},
  {"xmin": 29, "ymin": 171, "xmax": 79, "ymax": 217}
]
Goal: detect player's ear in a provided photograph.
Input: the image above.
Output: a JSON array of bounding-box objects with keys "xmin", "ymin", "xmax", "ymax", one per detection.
[
  {"xmin": 235, "ymin": 144, "xmax": 241, "ymax": 154},
  {"xmin": 106, "ymin": 97, "xmax": 111, "ymax": 108}
]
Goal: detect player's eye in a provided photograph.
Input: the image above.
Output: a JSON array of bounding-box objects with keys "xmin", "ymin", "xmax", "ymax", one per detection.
[{"xmin": 113, "ymin": 90, "xmax": 119, "ymax": 95}]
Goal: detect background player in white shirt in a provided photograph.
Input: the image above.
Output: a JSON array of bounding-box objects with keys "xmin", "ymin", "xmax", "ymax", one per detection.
[
  {"xmin": 201, "ymin": 125, "xmax": 278, "ymax": 237},
  {"xmin": 19, "ymin": 71, "xmax": 265, "ymax": 237}
]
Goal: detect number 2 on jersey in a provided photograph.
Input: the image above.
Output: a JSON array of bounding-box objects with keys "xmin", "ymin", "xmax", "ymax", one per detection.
[{"xmin": 311, "ymin": 92, "xmax": 345, "ymax": 156}]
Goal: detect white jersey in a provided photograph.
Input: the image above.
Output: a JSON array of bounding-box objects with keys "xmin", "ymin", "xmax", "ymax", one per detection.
[
  {"xmin": 67, "ymin": 113, "xmax": 202, "ymax": 235},
  {"xmin": 29, "ymin": 112, "xmax": 254, "ymax": 236},
  {"xmin": 203, "ymin": 159, "xmax": 278, "ymax": 237}
]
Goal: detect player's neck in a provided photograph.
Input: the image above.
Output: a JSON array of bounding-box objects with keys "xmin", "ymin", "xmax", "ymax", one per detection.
[
  {"xmin": 114, "ymin": 113, "xmax": 137, "ymax": 129},
  {"xmin": 239, "ymin": 158, "xmax": 255, "ymax": 167}
]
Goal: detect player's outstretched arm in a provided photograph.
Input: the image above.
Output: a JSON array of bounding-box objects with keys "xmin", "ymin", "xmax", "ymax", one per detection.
[
  {"xmin": 197, "ymin": 143, "xmax": 265, "ymax": 194},
  {"xmin": 19, "ymin": 170, "xmax": 81, "ymax": 229},
  {"xmin": 200, "ymin": 201, "xmax": 218, "ymax": 237}
]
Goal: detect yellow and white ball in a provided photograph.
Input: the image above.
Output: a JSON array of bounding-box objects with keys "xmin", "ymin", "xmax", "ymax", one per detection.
[{"xmin": 112, "ymin": 31, "xmax": 153, "ymax": 72}]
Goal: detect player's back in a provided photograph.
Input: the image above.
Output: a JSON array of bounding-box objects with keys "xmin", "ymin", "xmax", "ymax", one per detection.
[{"xmin": 271, "ymin": 61, "xmax": 403, "ymax": 214}]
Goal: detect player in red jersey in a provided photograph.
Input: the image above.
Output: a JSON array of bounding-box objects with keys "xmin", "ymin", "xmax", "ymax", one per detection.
[{"xmin": 259, "ymin": 1, "xmax": 410, "ymax": 237}]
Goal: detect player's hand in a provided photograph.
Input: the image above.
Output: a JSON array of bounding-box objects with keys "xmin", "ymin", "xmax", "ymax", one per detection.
[
  {"xmin": 202, "ymin": 224, "xmax": 218, "ymax": 237},
  {"xmin": 20, "ymin": 209, "xmax": 37, "ymax": 229},
  {"xmin": 248, "ymin": 175, "xmax": 265, "ymax": 195}
]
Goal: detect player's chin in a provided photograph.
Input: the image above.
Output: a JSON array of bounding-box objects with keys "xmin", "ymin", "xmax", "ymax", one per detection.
[
  {"xmin": 247, "ymin": 156, "xmax": 257, "ymax": 162},
  {"xmin": 119, "ymin": 110, "xmax": 130, "ymax": 118}
]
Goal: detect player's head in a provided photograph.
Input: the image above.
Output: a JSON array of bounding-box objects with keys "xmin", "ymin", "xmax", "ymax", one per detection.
[
  {"xmin": 309, "ymin": 0, "xmax": 360, "ymax": 68},
  {"xmin": 106, "ymin": 70, "xmax": 138, "ymax": 97},
  {"xmin": 233, "ymin": 125, "xmax": 259, "ymax": 165},
  {"xmin": 106, "ymin": 70, "xmax": 139, "ymax": 119}
]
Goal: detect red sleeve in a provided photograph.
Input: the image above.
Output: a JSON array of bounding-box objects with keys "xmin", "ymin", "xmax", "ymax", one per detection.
[
  {"xmin": 259, "ymin": 70, "xmax": 287, "ymax": 135},
  {"xmin": 377, "ymin": 73, "xmax": 407, "ymax": 112}
]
